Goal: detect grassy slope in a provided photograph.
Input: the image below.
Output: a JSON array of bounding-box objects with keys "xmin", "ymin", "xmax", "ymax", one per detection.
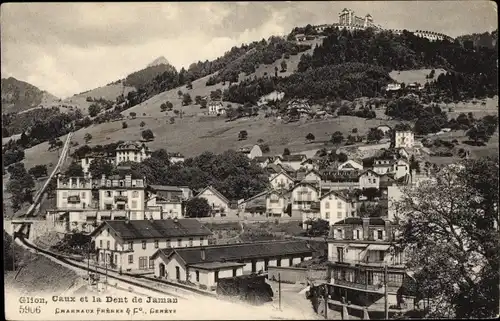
[{"xmin": 389, "ymin": 68, "xmax": 446, "ymax": 84}]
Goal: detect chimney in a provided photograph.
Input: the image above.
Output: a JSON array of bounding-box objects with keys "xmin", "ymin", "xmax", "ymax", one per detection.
[
  {"xmin": 362, "ymin": 217, "xmax": 370, "ymax": 240},
  {"xmin": 200, "ymin": 248, "xmax": 206, "ymax": 261}
]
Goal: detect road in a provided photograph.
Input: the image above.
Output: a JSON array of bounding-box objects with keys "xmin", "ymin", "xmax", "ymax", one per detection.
[{"xmin": 23, "ymin": 132, "xmax": 73, "ymax": 218}]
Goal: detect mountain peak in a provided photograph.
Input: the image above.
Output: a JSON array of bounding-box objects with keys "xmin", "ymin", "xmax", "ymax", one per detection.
[{"xmin": 147, "ymin": 56, "xmax": 171, "ymax": 68}]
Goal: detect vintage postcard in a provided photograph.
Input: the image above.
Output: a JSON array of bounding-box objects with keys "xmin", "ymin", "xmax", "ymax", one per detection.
[{"xmin": 2, "ymin": 1, "xmax": 498, "ymax": 320}]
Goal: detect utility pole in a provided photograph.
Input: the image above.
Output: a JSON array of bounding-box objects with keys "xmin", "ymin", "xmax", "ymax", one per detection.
[
  {"xmin": 278, "ymin": 273, "xmax": 282, "ymax": 311},
  {"xmin": 12, "ymin": 233, "xmax": 16, "ymax": 272},
  {"xmin": 384, "ymin": 264, "xmax": 389, "ymax": 320},
  {"xmin": 324, "ymin": 284, "xmax": 328, "ymax": 320}
]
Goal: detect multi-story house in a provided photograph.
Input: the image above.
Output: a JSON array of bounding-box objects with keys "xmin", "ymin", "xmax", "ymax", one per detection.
[
  {"xmin": 238, "ymin": 191, "xmax": 268, "ymax": 216},
  {"xmin": 115, "ymin": 142, "xmax": 151, "ymax": 164},
  {"xmin": 266, "ymin": 190, "xmax": 290, "ymax": 217},
  {"xmin": 208, "ymin": 101, "xmax": 225, "ymax": 115},
  {"xmin": 372, "ymin": 158, "xmax": 410, "ymax": 180},
  {"xmin": 394, "ymin": 131, "xmax": 414, "ymax": 149},
  {"xmin": 326, "ymin": 217, "xmax": 416, "ymax": 314},
  {"xmin": 98, "ymin": 174, "xmax": 146, "ymax": 211},
  {"xmin": 80, "ymin": 152, "xmax": 114, "ymax": 176},
  {"xmin": 269, "ymin": 171, "xmax": 295, "ymax": 191},
  {"xmin": 146, "ymin": 185, "xmax": 184, "ymax": 218},
  {"xmin": 291, "ymin": 182, "xmax": 319, "ymax": 217},
  {"xmin": 195, "ymin": 186, "xmax": 230, "ymax": 217},
  {"xmin": 301, "ymin": 169, "xmax": 322, "ymax": 185},
  {"xmin": 358, "ymin": 170, "xmax": 381, "ymax": 189},
  {"xmin": 321, "ymin": 170, "xmax": 360, "ymax": 190},
  {"xmin": 91, "ymin": 218, "xmax": 213, "ymax": 272},
  {"xmin": 320, "ymin": 190, "xmax": 357, "ymax": 226}
]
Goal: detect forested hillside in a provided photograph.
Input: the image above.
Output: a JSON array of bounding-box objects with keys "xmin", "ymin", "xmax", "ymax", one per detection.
[{"xmin": 1, "ymin": 77, "xmax": 59, "ymax": 114}]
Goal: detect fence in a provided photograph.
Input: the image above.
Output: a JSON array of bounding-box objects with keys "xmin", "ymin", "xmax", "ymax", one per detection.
[{"xmin": 267, "ymin": 266, "xmax": 328, "ymax": 285}]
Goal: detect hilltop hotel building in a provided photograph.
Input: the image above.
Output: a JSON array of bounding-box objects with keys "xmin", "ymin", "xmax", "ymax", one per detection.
[{"xmin": 312, "ymin": 8, "xmax": 453, "ymax": 42}]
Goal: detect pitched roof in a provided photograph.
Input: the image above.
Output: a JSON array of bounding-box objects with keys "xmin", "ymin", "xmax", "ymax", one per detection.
[
  {"xmin": 358, "ymin": 169, "xmax": 381, "ymax": 177},
  {"xmin": 279, "ymin": 163, "xmax": 296, "ymax": 173},
  {"xmin": 265, "ymin": 163, "xmax": 283, "ymax": 174},
  {"xmin": 241, "ymin": 190, "xmax": 269, "ymax": 204},
  {"xmin": 90, "ymin": 219, "xmax": 213, "ymax": 240},
  {"xmin": 151, "ymin": 240, "xmax": 314, "ymax": 264},
  {"xmin": 320, "ymin": 189, "xmax": 350, "ymax": 201},
  {"xmin": 332, "ymin": 217, "xmax": 387, "ymax": 226},
  {"xmin": 253, "ymin": 156, "xmax": 269, "ymax": 163},
  {"xmin": 291, "ymin": 182, "xmax": 319, "ymax": 192},
  {"xmin": 270, "ymin": 170, "xmax": 294, "ymax": 182},
  {"xmin": 195, "ymin": 186, "xmax": 230, "ymax": 205}
]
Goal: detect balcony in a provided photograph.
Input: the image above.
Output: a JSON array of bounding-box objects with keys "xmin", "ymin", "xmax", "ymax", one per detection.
[
  {"xmin": 114, "ymin": 195, "xmax": 128, "ymax": 202},
  {"xmin": 329, "ymin": 259, "xmax": 406, "ymax": 269}
]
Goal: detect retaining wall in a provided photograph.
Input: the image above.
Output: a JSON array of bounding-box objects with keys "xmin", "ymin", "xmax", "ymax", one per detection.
[{"xmin": 267, "ymin": 266, "xmax": 328, "ymax": 285}]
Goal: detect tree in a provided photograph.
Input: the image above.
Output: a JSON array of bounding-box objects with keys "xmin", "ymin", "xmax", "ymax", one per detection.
[
  {"xmin": 182, "ymin": 93, "xmax": 192, "ymax": 106},
  {"xmin": 141, "ymin": 129, "xmax": 155, "ymax": 141},
  {"xmin": 88, "ymin": 158, "xmax": 115, "ymax": 178},
  {"xmin": 367, "ymin": 128, "xmax": 384, "ymax": 143},
  {"xmin": 185, "ymin": 197, "xmax": 211, "ymax": 218},
  {"xmin": 28, "ymin": 164, "xmax": 48, "ymax": 178},
  {"xmin": 394, "ymin": 157, "xmax": 499, "ymax": 318},
  {"xmin": 169, "ymin": 117, "xmax": 175, "ymax": 124},
  {"xmin": 177, "ymin": 90, "xmax": 183, "ymax": 98},
  {"xmin": 122, "ymin": 121, "xmax": 128, "ymax": 129},
  {"xmin": 200, "ymin": 99, "xmax": 207, "ymax": 109},
  {"xmin": 129, "ymin": 112, "xmax": 136, "ymax": 119},
  {"xmin": 306, "ymin": 133, "xmax": 315, "ymax": 142},
  {"xmin": 331, "ymin": 131, "xmax": 344, "ymax": 145},
  {"xmin": 160, "ymin": 103, "xmax": 167, "ymax": 112},
  {"xmin": 238, "ymin": 130, "xmax": 248, "ymax": 141},
  {"xmin": 66, "ymin": 161, "xmax": 84, "ymax": 177},
  {"xmin": 352, "ymin": 128, "xmax": 358, "ymax": 133},
  {"xmin": 140, "ymin": 121, "xmax": 146, "ymax": 128},
  {"xmin": 283, "ymin": 148, "xmax": 291, "ymax": 156},
  {"xmin": 84, "ymin": 133, "xmax": 92, "ymax": 144},
  {"xmin": 88, "ymin": 104, "xmax": 101, "ymax": 117},
  {"xmin": 466, "ymin": 123, "xmax": 489, "ymax": 144},
  {"xmin": 306, "ymin": 219, "xmax": 329, "ymax": 236},
  {"xmin": 280, "ymin": 60, "xmax": 288, "ymax": 72},
  {"xmin": 195, "ymin": 96, "xmax": 202, "ymax": 105},
  {"xmin": 166, "ymin": 101, "xmax": 174, "ymax": 110}
]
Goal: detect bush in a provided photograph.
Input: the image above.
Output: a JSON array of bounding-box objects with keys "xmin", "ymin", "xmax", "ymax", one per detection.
[{"xmin": 122, "ymin": 122, "xmax": 128, "ymax": 129}]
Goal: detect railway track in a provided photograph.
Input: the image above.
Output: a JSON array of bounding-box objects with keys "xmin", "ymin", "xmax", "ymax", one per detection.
[{"xmin": 15, "ymin": 233, "xmax": 215, "ymax": 300}]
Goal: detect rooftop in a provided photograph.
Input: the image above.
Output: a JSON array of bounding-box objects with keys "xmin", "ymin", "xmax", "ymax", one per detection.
[
  {"xmin": 152, "ymin": 240, "xmax": 315, "ymax": 264},
  {"xmin": 91, "ymin": 219, "xmax": 213, "ymax": 240}
]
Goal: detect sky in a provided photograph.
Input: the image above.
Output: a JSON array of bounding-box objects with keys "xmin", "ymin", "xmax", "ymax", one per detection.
[{"xmin": 1, "ymin": 1, "xmax": 497, "ymax": 98}]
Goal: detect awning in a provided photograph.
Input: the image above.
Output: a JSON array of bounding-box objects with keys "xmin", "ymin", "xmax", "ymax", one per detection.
[{"xmin": 366, "ymin": 244, "xmax": 390, "ymax": 251}]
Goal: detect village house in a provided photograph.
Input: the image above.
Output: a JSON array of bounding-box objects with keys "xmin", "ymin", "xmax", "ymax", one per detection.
[
  {"xmin": 394, "ymin": 130, "xmax": 415, "ymax": 149},
  {"xmin": 372, "ymin": 157, "xmax": 410, "ymax": 180},
  {"xmin": 91, "ymin": 218, "xmax": 213, "ymax": 273},
  {"xmin": 300, "ymin": 169, "xmax": 322, "ymax": 185},
  {"xmin": 195, "ymin": 186, "xmax": 231, "ymax": 217},
  {"xmin": 290, "ymin": 182, "xmax": 320, "ymax": 218},
  {"xmin": 321, "ymin": 170, "xmax": 360, "ymax": 190},
  {"xmin": 207, "ymin": 101, "xmax": 225, "ymax": 115},
  {"xmin": 146, "ymin": 185, "xmax": 185, "ymax": 218},
  {"xmin": 359, "ymin": 169, "xmax": 381, "ymax": 189},
  {"xmin": 253, "ymin": 156, "xmax": 270, "ymax": 168},
  {"xmin": 266, "ymin": 190, "xmax": 291, "ymax": 217},
  {"xmin": 151, "ymin": 240, "xmax": 315, "ymax": 290},
  {"xmin": 238, "ymin": 191, "xmax": 268, "ymax": 216},
  {"xmin": 269, "ymin": 171, "xmax": 295, "ymax": 191},
  {"xmin": 300, "ymin": 158, "xmax": 319, "ymax": 171},
  {"xmin": 320, "ymin": 190, "xmax": 357, "ymax": 226},
  {"xmin": 168, "ymin": 152, "xmax": 185, "ymax": 164},
  {"xmin": 238, "ymin": 145, "xmax": 263, "ymax": 160},
  {"xmin": 326, "ymin": 216, "xmax": 416, "ymax": 313}
]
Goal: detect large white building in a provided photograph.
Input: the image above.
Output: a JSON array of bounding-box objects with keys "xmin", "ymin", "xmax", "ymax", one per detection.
[
  {"xmin": 394, "ymin": 131, "xmax": 415, "ymax": 149},
  {"xmin": 91, "ymin": 218, "xmax": 213, "ymax": 272}
]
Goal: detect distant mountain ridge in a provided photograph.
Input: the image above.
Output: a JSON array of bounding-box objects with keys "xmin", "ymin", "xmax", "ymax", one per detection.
[{"xmin": 1, "ymin": 77, "xmax": 59, "ymax": 114}]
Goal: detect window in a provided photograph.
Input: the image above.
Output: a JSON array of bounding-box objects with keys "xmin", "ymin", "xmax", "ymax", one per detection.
[
  {"xmin": 377, "ymin": 230, "xmax": 383, "ymax": 240},
  {"xmin": 131, "ymin": 201, "xmax": 137, "ymax": 209},
  {"xmin": 149, "ymin": 257, "xmax": 154, "ymax": 269},
  {"xmin": 81, "ymin": 192, "xmax": 86, "ymax": 198},
  {"xmin": 189, "ymin": 238, "xmax": 193, "ymax": 247},
  {"xmin": 379, "ymin": 251, "xmax": 384, "ymax": 262},
  {"xmin": 99, "ymin": 240, "xmax": 103, "ymax": 248},
  {"xmin": 325, "ymin": 212, "xmax": 330, "ymax": 219},
  {"xmin": 200, "ymin": 237, "xmax": 204, "ymax": 244},
  {"xmin": 325, "ymin": 201, "xmax": 330, "ymax": 209},
  {"xmin": 355, "ymin": 230, "xmax": 361, "ymax": 240},
  {"xmin": 142, "ymin": 241, "xmax": 146, "ymax": 249},
  {"xmin": 139, "ymin": 256, "xmax": 148, "ymax": 270},
  {"xmin": 154, "ymin": 240, "xmax": 159, "ymax": 248},
  {"xmin": 337, "ymin": 201, "xmax": 342, "ymax": 209},
  {"xmin": 106, "ymin": 191, "xmax": 112, "ymax": 197},
  {"xmin": 337, "ymin": 211, "xmax": 342, "ymax": 218},
  {"xmin": 128, "ymin": 241, "xmax": 133, "ymax": 250},
  {"xmin": 214, "ymin": 271, "xmax": 219, "ymax": 282},
  {"xmin": 132, "ymin": 191, "xmax": 138, "ymax": 198},
  {"xmin": 114, "ymin": 243, "xmax": 118, "ymax": 251},
  {"xmin": 128, "ymin": 255, "xmax": 133, "ymax": 264},
  {"xmin": 277, "ymin": 258, "xmax": 281, "ymax": 267},
  {"xmin": 337, "ymin": 229, "xmax": 343, "ymax": 239},
  {"xmin": 233, "ymin": 268, "xmax": 237, "ymax": 277},
  {"xmin": 166, "ymin": 239, "xmax": 171, "ymax": 247},
  {"xmin": 289, "ymin": 258, "xmax": 293, "ymax": 266},
  {"xmin": 177, "ymin": 239, "xmax": 182, "ymax": 247},
  {"xmin": 106, "ymin": 241, "xmax": 110, "ymax": 249},
  {"xmin": 105, "ymin": 204, "xmax": 112, "ymax": 210},
  {"xmin": 196, "ymin": 271, "xmax": 200, "ymax": 282}
]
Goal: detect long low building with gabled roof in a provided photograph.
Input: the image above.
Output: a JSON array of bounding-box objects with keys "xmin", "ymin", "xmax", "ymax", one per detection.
[
  {"xmin": 150, "ymin": 240, "xmax": 315, "ymax": 290},
  {"xmin": 90, "ymin": 218, "xmax": 213, "ymax": 273}
]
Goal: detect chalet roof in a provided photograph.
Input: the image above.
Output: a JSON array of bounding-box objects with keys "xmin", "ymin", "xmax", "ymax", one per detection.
[
  {"xmin": 151, "ymin": 240, "xmax": 314, "ymax": 264},
  {"xmin": 241, "ymin": 190, "xmax": 269, "ymax": 204},
  {"xmin": 358, "ymin": 169, "xmax": 381, "ymax": 177},
  {"xmin": 195, "ymin": 185, "xmax": 230, "ymax": 205},
  {"xmin": 291, "ymin": 182, "xmax": 319, "ymax": 192},
  {"xmin": 270, "ymin": 170, "xmax": 294, "ymax": 182},
  {"xmin": 320, "ymin": 189, "xmax": 350, "ymax": 202},
  {"xmin": 90, "ymin": 219, "xmax": 213, "ymax": 240}
]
